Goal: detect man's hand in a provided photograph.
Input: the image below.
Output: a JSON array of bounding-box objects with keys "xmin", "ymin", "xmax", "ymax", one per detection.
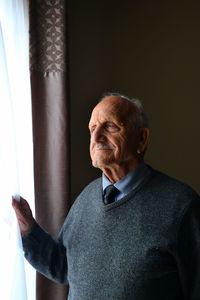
[{"xmin": 12, "ymin": 196, "xmax": 35, "ymax": 237}]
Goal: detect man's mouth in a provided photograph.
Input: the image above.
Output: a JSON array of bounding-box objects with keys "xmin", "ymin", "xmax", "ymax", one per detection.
[{"xmin": 95, "ymin": 143, "xmax": 114, "ymax": 150}]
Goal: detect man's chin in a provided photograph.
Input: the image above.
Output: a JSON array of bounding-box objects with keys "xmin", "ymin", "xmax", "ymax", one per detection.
[
  {"xmin": 92, "ymin": 162, "xmax": 99, "ymax": 169},
  {"xmin": 91, "ymin": 159, "xmax": 101, "ymax": 168},
  {"xmin": 91, "ymin": 157, "xmax": 113, "ymax": 169}
]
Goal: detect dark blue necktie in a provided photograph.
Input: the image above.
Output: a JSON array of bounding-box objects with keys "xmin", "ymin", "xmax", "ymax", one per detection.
[{"xmin": 104, "ymin": 185, "xmax": 119, "ymax": 204}]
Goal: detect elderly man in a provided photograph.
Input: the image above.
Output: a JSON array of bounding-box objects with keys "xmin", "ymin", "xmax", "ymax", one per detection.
[{"xmin": 13, "ymin": 93, "xmax": 200, "ymax": 300}]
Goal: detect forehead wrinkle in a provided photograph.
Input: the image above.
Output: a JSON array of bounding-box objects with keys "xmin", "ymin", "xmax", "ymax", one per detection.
[
  {"xmin": 90, "ymin": 107, "xmax": 122, "ymax": 126},
  {"xmin": 89, "ymin": 96, "xmax": 136, "ymax": 127},
  {"xmin": 104, "ymin": 99, "xmax": 135, "ymax": 126}
]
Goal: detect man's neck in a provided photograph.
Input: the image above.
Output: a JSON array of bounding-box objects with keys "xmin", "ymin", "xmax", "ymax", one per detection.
[{"xmin": 101, "ymin": 159, "xmax": 142, "ymax": 183}]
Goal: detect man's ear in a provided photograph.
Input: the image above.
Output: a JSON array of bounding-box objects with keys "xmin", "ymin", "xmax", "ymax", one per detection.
[{"xmin": 137, "ymin": 128, "xmax": 150, "ymax": 155}]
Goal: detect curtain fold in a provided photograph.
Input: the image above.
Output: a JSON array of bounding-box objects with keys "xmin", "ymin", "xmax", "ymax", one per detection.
[{"xmin": 29, "ymin": 1, "xmax": 70, "ymax": 299}]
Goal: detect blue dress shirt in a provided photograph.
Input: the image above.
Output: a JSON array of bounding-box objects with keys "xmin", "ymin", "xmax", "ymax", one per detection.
[{"xmin": 102, "ymin": 161, "xmax": 151, "ymax": 201}]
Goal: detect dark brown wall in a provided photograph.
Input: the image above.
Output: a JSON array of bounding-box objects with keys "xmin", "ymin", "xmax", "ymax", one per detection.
[{"xmin": 68, "ymin": 0, "xmax": 200, "ymax": 200}]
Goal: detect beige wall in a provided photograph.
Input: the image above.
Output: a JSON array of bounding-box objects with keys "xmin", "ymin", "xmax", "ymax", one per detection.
[{"xmin": 68, "ymin": 0, "xmax": 200, "ymax": 200}]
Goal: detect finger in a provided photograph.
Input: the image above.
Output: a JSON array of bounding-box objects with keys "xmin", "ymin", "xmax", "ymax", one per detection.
[
  {"xmin": 12, "ymin": 196, "xmax": 20, "ymax": 208},
  {"xmin": 20, "ymin": 197, "xmax": 29, "ymax": 207},
  {"xmin": 12, "ymin": 196, "xmax": 28, "ymax": 208},
  {"xmin": 12, "ymin": 197, "xmax": 25, "ymax": 215}
]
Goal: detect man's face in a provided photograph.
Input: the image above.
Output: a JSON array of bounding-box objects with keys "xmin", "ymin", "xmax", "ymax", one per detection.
[{"xmin": 89, "ymin": 97, "xmax": 139, "ymax": 171}]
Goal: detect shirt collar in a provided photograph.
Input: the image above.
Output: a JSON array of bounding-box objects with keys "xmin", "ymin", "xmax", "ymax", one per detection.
[{"xmin": 102, "ymin": 161, "xmax": 150, "ymax": 197}]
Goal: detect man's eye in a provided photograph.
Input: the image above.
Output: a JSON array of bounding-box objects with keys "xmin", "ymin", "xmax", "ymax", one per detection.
[
  {"xmin": 105, "ymin": 123, "xmax": 118, "ymax": 132},
  {"xmin": 89, "ymin": 127, "xmax": 95, "ymax": 134}
]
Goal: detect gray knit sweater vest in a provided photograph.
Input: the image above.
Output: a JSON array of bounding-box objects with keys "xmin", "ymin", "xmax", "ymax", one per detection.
[{"xmin": 23, "ymin": 167, "xmax": 200, "ymax": 299}]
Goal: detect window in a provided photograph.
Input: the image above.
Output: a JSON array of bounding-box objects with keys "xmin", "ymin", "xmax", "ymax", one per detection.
[{"xmin": 0, "ymin": 0, "xmax": 35, "ymax": 299}]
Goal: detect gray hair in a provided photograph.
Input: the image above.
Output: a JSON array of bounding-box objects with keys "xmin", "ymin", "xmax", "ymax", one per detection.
[{"xmin": 100, "ymin": 92, "xmax": 149, "ymax": 131}]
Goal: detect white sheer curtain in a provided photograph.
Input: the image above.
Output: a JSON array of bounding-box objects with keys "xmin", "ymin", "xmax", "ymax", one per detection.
[{"xmin": 0, "ymin": 0, "xmax": 35, "ymax": 299}]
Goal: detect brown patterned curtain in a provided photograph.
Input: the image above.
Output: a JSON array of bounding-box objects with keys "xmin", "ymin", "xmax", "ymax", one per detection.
[{"xmin": 29, "ymin": 1, "xmax": 70, "ymax": 299}]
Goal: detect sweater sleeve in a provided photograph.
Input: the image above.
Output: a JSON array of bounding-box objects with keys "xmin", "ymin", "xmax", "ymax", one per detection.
[
  {"xmin": 175, "ymin": 194, "xmax": 200, "ymax": 299},
  {"xmin": 22, "ymin": 222, "xmax": 68, "ymax": 284}
]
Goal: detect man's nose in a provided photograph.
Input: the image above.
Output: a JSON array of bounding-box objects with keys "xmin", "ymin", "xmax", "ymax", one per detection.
[{"xmin": 92, "ymin": 126, "xmax": 105, "ymax": 142}]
